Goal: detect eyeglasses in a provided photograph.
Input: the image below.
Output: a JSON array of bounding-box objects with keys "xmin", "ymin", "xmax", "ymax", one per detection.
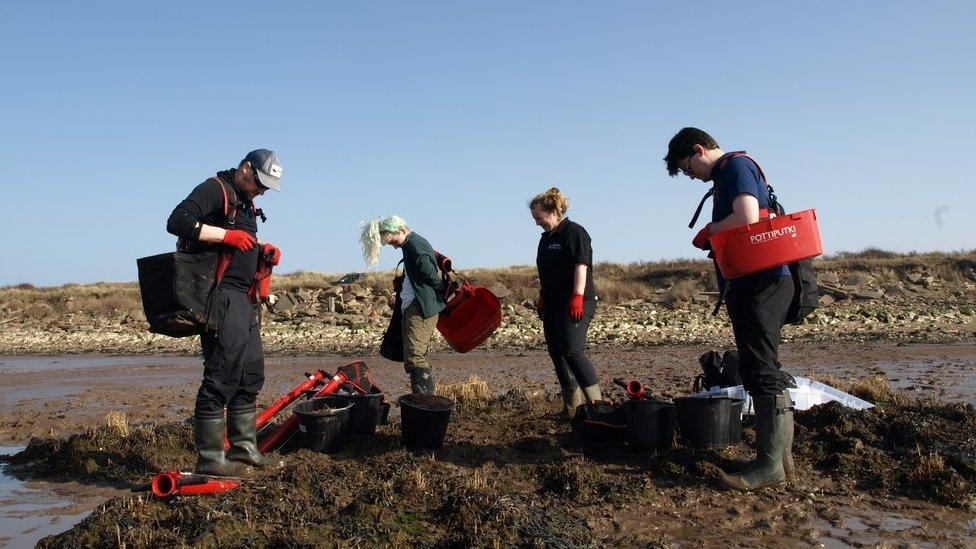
[
  {"xmin": 251, "ymin": 167, "xmax": 268, "ymax": 190},
  {"xmin": 680, "ymin": 154, "xmax": 695, "ymax": 177}
]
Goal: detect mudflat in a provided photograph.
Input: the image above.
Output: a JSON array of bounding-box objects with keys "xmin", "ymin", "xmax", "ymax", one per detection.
[
  {"xmin": 2, "ymin": 342, "xmax": 975, "ymax": 546},
  {"xmin": 2, "ymin": 343, "xmax": 974, "ymax": 443}
]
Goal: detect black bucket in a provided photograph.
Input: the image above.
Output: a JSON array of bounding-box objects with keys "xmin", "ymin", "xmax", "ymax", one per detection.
[
  {"xmin": 346, "ymin": 393, "xmax": 386, "ymax": 436},
  {"xmin": 624, "ymin": 399, "xmax": 676, "ymax": 452},
  {"xmin": 398, "ymin": 394, "xmax": 453, "ymax": 450},
  {"xmin": 674, "ymin": 396, "xmax": 744, "ymax": 449},
  {"xmin": 293, "ymin": 395, "xmax": 353, "ymax": 453}
]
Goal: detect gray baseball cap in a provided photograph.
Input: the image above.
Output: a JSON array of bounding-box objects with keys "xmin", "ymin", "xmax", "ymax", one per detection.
[{"xmin": 243, "ymin": 149, "xmax": 283, "ymax": 191}]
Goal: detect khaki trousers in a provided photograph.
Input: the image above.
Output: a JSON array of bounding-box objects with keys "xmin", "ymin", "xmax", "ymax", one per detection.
[{"xmin": 401, "ymin": 301, "xmax": 438, "ymax": 374}]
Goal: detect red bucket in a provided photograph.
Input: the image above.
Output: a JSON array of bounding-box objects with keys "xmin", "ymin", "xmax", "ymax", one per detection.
[
  {"xmin": 436, "ymin": 283, "xmax": 502, "ymax": 353},
  {"xmin": 710, "ymin": 209, "xmax": 823, "ymax": 279}
]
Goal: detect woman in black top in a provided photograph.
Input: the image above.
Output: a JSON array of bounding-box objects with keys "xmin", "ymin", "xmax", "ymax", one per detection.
[{"xmin": 530, "ymin": 187, "xmax": 603, "ymax": 417}]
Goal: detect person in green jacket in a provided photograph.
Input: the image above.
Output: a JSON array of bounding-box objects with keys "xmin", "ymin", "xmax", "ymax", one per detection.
[{"xmin": 362, "ymin": 216, "xmax": 447, "ymax": 394}]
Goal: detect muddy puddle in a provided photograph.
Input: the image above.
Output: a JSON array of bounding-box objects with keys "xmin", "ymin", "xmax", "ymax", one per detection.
[{"xmin": 0, "ymin": 446, "xmax": 120, "ymax": 548}]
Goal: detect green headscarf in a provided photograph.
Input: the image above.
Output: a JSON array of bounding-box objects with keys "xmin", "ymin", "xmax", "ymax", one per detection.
[{"xmin": 360, "ymin": 215, "xmax": 408, "ymax": 267}]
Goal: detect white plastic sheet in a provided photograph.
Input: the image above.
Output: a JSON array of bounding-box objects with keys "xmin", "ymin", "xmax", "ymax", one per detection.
[{"xmin": 688, "ymin": 377, "xmax": 875, "ymax": 416}]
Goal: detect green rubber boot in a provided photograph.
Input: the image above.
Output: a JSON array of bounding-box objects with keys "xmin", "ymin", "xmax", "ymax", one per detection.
[
  {"xmin": 226, "ymin": 404, "xmax": 284, "ymax": 469},
  {"xmin": 581, "ymin": 384, "xmax": 603, "ymax": 403},
  {"xmin": 728, "ymin": 390, "xmax": 796, "ymax": 479},
  {"xmin": 194, "ymin": 409, "xmax": 252, "ymax": 477},
  {"xmin": 721, "ymin": 391, "xmax": 793, "ymax": 491},
  {"xmin": 408, "ymin": 367, "xmax": 436, "ymax": 395},
  {"xmin": 561, "ymin": 386, "xmax": 585, "ymax": 418}
]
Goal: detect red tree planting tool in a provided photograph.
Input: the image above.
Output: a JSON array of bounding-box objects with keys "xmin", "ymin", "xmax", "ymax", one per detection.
[
  {"xmin": 257, "ymin": 360, "xmax": 375, "ymax": 453},
  {"xmin": 613, "ymin": 378, "xmax": 649, "ymax": 400},
  {"xmin": 146, "ymin": 471, "xmax": 239, "ymax": 498},
  {"xmin": 257, "ymin": 369, "xmax": 330, "ymax": 430},
  {"xmin": 222, "ymin": 369, "xmax": 331, "ymax": 450}
]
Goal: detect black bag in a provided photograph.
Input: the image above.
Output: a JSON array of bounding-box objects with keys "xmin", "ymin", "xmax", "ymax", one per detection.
[
  {"xmin": 379, "ymin": 296, "xmax": 404, "ymax": 362},
  {"xmin": 694, "ymin": 350, "xmax": 742, "ymax": 391},
  {"xmin": 766, "ymin": 187, "xmax": 820, "ymax": 325},
  {"xmin": 786, "ymin": 258, "xmax": 818, "ymax": 324},
  {"xmin": 571, "ymin": 402, "xmax": 628, "ymax": 444},
  {"xmin": 379, "ymin": 262, "xmax": 406, "ymax": 362},
  {"xmin": 137, "ymin": 178, "xmax": 237, "ymax": 338},
  {"xmin": 137, "ymin": 251, "xmax": 223, "ymax": 337}
]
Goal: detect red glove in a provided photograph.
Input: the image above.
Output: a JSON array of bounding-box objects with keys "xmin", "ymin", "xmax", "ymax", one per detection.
[
  {"xmin": 222, "ymin": 230, "xmax": 257, "ymax": 251},
  {"xmin": 249, "ymin": 262, "xmax": 273, "ymax": 303},
  {"xmin": 261, "ymin": 243, "xmax": 282, "ymax": 266},
  {"xmin": 692, "ymin": 223, "xmax": 712, "ymax": 250},
  {"xmin": 569, "ymin": 293, "xmax": 584, "ymax": 322}
]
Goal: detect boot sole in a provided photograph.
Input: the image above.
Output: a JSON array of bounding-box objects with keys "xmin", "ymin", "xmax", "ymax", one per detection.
[{"xmin": 720, "ymin": 473, "xmax": 786, "ymax": 491}]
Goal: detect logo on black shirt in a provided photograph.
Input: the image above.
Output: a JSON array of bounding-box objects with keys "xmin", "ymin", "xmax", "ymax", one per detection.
[{"xmin": 547, "ymin": 243, "xmax": 562, "ymax": 250}]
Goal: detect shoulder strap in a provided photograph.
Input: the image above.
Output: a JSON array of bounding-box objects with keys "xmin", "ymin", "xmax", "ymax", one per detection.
[
  {"xmin": 718, "ymin": 152, "xmax": 783, "ymax": 216},
  {"xmin": 205, "ymin": 177, "xmax": 237, "ymax": 284},
  {"xmin": 687, "ymin": 189, "xmax": 714, "ymax": 228},
  {"xmin": 688, "ymin": 152, "xmax": 767, "ymax": 228},
  {"xmin": 207, "ymin": 177, "xmax": 238, "ymax": 227}
]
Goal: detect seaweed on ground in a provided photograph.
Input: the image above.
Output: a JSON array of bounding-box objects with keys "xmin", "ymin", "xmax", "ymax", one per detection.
[
  {"xmin": 15, "ymin": 386, "xmax": 976, "ymax": 547},
  {"xmin": 794, "ymin": 399, "xmax": 976, "ymax": 508}
]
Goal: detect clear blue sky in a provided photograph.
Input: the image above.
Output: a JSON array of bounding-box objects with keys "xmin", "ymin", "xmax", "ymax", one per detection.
[{"xmin": 2, "ymin": 1, "xmax": 973, "ymax": 286}]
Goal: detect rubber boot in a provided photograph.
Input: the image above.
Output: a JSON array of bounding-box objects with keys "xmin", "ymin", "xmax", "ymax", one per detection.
[
  {"xmin": 581, "ymin": 383, "xmax": 603, "ymax": 403},
  {"xmin": 194, "ymin": 409, "xmax": 252, "ymax": 477},
  {"xmin": 226, "ymin": 404, "xmax": 284, "ymax": 469},
  {"xmin": 727, "ymin": 390, "xmax": 796, "ymax": 479},
  {"xmin": 721, "ymin": 392, "xmax": 792, "ymax": 491},
  {"xmin": 561, "ymin": 386, "xmax": 585, "ymax": 418},
  {"xmin": 409, "ymin": 367, "xmax": 436, "ymax": 395}
]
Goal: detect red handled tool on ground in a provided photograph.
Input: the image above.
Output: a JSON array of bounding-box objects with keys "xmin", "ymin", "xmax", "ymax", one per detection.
[
  {"xmin": 160, "ymin": 361, "xmax": 385, "ymax": 498},
  {"xmin": 222, "ymin": 369, "xmax": 332, "ymax": 450},
  {"xmin": 257, "ymin": 360, "xmax": 383, "ymax": 453},
  {"xmin": 613, "ymin": 378, "xmax": 649, "ymax": 400},
  {"xmin": 131, "ymin": 471, "xmax": 240, "ymax": 498}
]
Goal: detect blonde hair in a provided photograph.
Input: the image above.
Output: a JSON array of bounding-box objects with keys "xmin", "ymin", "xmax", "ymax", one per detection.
[
  {"xmin": 359, "ymin": 215, "xmax": 409, "ymax": 268},
  {"xmin": 529, "ymin": 187, "xmax": 569, "ymax": 218}
]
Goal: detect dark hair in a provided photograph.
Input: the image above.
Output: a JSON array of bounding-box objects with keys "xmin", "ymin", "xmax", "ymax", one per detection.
[{"xmin": 664, "ymin": 127, "xmax": 719, "ymax": 176}]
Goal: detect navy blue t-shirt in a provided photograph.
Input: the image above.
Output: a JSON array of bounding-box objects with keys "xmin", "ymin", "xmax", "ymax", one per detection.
[{"xmin": 710, "ymin": 152, "xmax": 790, "ymax": 279}]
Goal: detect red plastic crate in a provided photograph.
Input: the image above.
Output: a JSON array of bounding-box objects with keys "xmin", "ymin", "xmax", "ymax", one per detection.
[{"xmin": 710, "ymin": 209, "xmax": 823, "ymax": 279}]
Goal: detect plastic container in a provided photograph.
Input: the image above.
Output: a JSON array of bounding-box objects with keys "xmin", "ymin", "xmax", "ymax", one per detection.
[
  {"xmin": 398, "ymin": 394, "xmax": 453, "ymax": 450},
  {"xmin": 710, "ymin": 209, "xmax": 823, "ymax": 279},
  {"xmin": 293, "ymin": 395, "xmax": 353, "ymax": 453},
  {"xmin": 345, "ymin": 392, "xmax": 386, "ymax": 436},
  {"xmin": 436, "ymin": 283, "xmax": 502, "ymax": 353},
  {"xmin": 687, "ymin": 376, "xmax": 875, "ymax": 415},
  {"xmin": 624, "ymin": 399, "xmax": 676, "ymax": 452},
  {"xmin": 674, "ymin": 396, "xmax": 744, "ymax": 449}
]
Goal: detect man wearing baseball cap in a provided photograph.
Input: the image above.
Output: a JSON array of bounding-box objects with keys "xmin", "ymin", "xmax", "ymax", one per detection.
[{"xmin": 166, "ymin": 149, "xmax": 284, "ymax": 477}]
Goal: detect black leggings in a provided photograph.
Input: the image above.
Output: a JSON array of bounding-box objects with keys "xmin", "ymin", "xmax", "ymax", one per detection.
[
  {"xmin": 725, "ymin": 275, "xmax": 795, "ymax": 397},
  {"xmin": 542, "ymin": 299, "xmax": 598, "ymax": 389}
]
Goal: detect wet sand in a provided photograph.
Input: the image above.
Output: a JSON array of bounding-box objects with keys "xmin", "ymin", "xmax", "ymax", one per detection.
[
  {"xmin": 2, "ymin": 342, "xmax": 975, "ymax": 546},
  {"xmin": 2, "ymin": 342, "xmax": 975, "ymax": 445}
]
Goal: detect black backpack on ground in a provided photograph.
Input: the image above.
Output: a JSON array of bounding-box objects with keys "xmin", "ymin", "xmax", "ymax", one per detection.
[
  {"xmin": 137, "ymin": 178, "xmax": 238, "ymax": 337},
  {"xmin": 688, "ymin": 153, "xmax": 819, "ymax": 325},
  {"xmin": 571, "ymin": 401, "xmax": 628, "ymax": 444},
  {"xmin": 693, "ymin": 350, "xmax": 743, "ymax": 391}
]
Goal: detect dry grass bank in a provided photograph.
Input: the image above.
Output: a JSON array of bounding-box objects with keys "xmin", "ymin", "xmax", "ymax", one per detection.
[{"xmin": 1, "ymin": 249, "xmax": 974, "ymax": 318}]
